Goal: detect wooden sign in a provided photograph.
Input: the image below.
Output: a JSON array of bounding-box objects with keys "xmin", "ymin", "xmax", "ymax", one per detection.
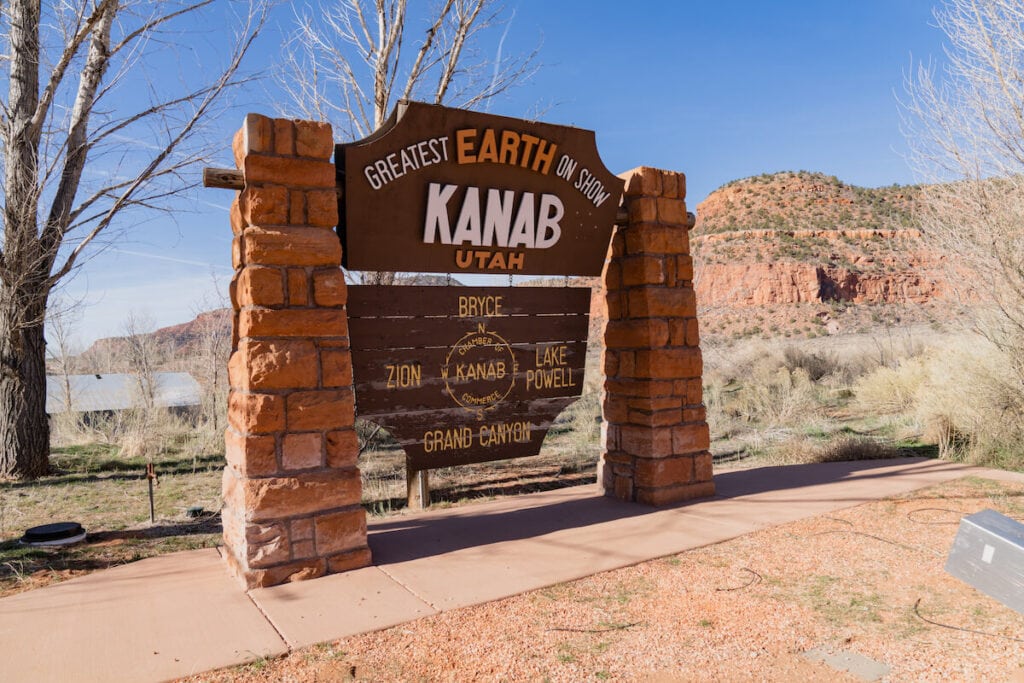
[
  {"xmin": 338, "ymin": 101, "xmax": 623, "ymax": 276},
  {"xmin": 348, "ymin": 285, "xmax": 590, "ymax": 470}
]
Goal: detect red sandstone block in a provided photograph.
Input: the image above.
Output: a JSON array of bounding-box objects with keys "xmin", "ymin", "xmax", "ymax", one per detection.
[
  {"xmin": 246, "ymin": 559, "xmax": 327, "ymax": 589},
  {"xmin": 627, "ymin": 288, "xmax": 697, "ymax": 318},
  {"xmin": 327, "ymin": 547, "xmax": 373, "ymax": 574},
  {"xmin": 605, "ymin": 378, "xmax": 675, "ymax": 399},
  {"xmin": 603, "ymin": 350, "xmax": 620, "ymax": 377},
  {"xmin": 636, "ymin": 480, "xmax": 715, "ymax": 507},
  {"xmin": 230, "ymin": 197, "xmax": 245, "ymax": 235},
  {"xmin": 288, "ymin": 190, "xmax": 305, "ymax": 225},
  {"xmin": 603, "ymin": 394, "xmax": 628, "ymax": 423},
  {"xmin": 291, "ymin": 540, "xmax": 316, "ymax": 560},
  {"xmin": 246, "ymin": 522, "xmax": 291, "ymax": 568},
  {"xmin": 232, "ymin": 127, "xmax": 246, "ymax": 169},
  {"xmin": 232, "ymin": 236, "xmax": 244, "ymax": 270},
  {"xmin": 620, "ymin": 424, "xmax": 674, "ymax": 457},
  {"xmin": 315, "ymin": 508, "xmax": 367, "ymax": 555},
  {"xmin": 295, "ymin": 121, "xmax": 334, "ymax": 160},
  {"xmin": 288, "ymin": 268, "xmax": 309, "ymax": 306},
  {"xmin": 657, "ymin": 198, "xmax": 688, "ymax": 225},
  {"xmin": 686, "ymin": 318, "xmax": 700, "ymax": 346},
  {"xmin": 620, "ymin": 167, "xmax": 663, "ymax": 197},
  {"xmin": 635, "ymin": 455, "xmax": 694, "ymax": 488},
  {"xmin": 240, "ymin": 309, "xmax": 347, "ymax": 339},
  {"xmin": 243, "ymin": 226, "xmax": 341, "ymax": 267},
  {"xmin": 230, "ymin": 340, "xmax": 318, "ymax": 391},
  {"xmin": 685, "ymin": 378, "xmax": 704, "ymax": 404},
  {"xmin": 627, "ymin": 407, "xmax": 682, "ymax": 428},
  {"xmin": 618, "ymin": 351, "xmax": 635, "ymax": 377},
  {"xmin": 625, "ymin": 224, "xmax": 690, "ymax": 255},
  {"xmin": 627, "ymin": 397, "xmax": 680, "ymax": 411},
  {"xmin": 242, "ymin": 114, "xmax": 273, "ymax": 157},
  {"xmin": 613, "ymin": 474, "xmax": 634, "ymax": 501},
  {"xmin": 682, "ymin": 406, "xmax": 707, "ymax": 423},
  {"xmin": 603, "ymin": 260, "xmax": 622, "ymax": 291},
  {"xmin": 224, "ymin": 428, "xmax": 278, "ymax": 477},
  {"xmin": 606, "ymin": 291, "xmax": 623, "ymax": 319},
  {"xmin": 228, "ymin": 390, "xmax": 285, "ymax": 434},
  {"xmin": 242, "ymin": 469, "xmax": 362, "ymax": 521},
  {"xmin": 321, "ymin": 348, "xmax": 353, "ymax": 387},
  {"xmin": 282, "ymin": 432, "xmax": 323, "ymax": 470},
  {"xmin": 605, "ymin": 319, "xmax": 670, "ymax": 349},
  {"xmin": 628, "ymin": 197, "xmax": 658, "ymax": 223},
  {"xmin": 664, "ymin": 256, "xmax": 677, "ymax": 288},
  {"xmin": 291, "ymin": 517, "xmax": 315, "ymax": 541},
  {"xmin": 245, "ymin": 155, "xmax": 334, "ymax": 188},
  {"xmin": 668, "ymin": 320, "xmax": 686, "ymax": 346},
  {"xmin": 244, "ymin": 185, "xmax": 289, "ymax": 226},
  {"xmin": 661, "ymin": 172, "xmax": 679, "ymax": 200},
  {"xmin": 237, "ymin": 266, "xmax": 284, "ymax": 308},
  {"xmin": 621, "ymin": 256, "xmax": 665, "ymax": 286},
  {"xmin": 287, "ymin": 389, "xmax": 355, "ymax": 431},
  {"xmin": 313, "ymin": 269, "xmax": 347, "ymax": 307},
  {"xmin": 694, "ymin": 451, "xmax": 713, "ymax": 482},
  {"xmin": 602, "ymin": 451, "xmax": 634, "ymax": 466},
  {"xmin": 604, "ymin": 424, "xmax": 620, "ymax": 450},
  {"xmin": 327, "ymin": 429, "xmax": 359, "ymax": 468},
  {"xmin": 676, "ymin": 255, "xmax": 694, "ymax": 281},
  {"xmin": 274, "ymin": 119, "xmax": 295, "ymax": 155},
  {"xmin": 231, "ymin": 311, "xmax": 240, "ymax": 352},
  {"xmin": 633, "ymin": 348, "xmax": 702, "ymax": 380},
  {"xmin": 672, "ymin": 423, "xmax": 710, "ymax": 454},
  {"xmin": 306, "ymin": 189, "xmax": 339, "ymax": 228},
  {"xmin": 229, "ymin": 272, "xmax": 240, "ymax": 310}
]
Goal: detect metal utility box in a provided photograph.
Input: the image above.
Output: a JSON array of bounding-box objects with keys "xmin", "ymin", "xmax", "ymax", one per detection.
[{"xmin": 945, "ymin": 508, "xmax": 1024, "ymax": 614}]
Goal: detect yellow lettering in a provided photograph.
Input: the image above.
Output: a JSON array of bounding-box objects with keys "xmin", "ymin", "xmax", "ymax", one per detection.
[
  {"xmin": 423, "ymin": 427, "xmax": 473, "ymax": 453},
  {"xmin": 477, "ymin": 128, "xmax": 498, "ymax": 163},
  {"xmin": 499, "ymin": 130, "xmax": 520, "ymax": 165},
  {"xmin": 386, "ymin": 363, "xmax": 421, "ymax": 389},
  {"xmin": 533, "ymin": 140, "xmax": 558, "ymax": 174},
  {"xmin": 456, "ymin": 128, "xmax": 477, "ymax": 164},
  {"xmin": 458, "ymin": 295, "xmax": 504, "ymax": 317}
]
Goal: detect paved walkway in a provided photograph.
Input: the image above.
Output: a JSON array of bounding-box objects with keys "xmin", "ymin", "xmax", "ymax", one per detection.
[{"xmin": 0, "ymin": 457, "xmax": 1004, "ymax": 682}]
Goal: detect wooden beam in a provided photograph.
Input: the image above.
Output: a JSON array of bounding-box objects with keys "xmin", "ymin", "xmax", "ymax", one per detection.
[{"xmin": 203, "ymin": 167, "xmax": 244, "ymax": 190}]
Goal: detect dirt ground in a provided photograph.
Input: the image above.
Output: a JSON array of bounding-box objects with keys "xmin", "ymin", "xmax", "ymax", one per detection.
[{"xmin": 181, "ymin": 474, "xmax": 1024, "ymax": 682}]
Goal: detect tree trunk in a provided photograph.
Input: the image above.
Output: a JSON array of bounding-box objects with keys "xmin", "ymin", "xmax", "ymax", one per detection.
[{"xmin": 0, "ymin": 294, "xmax": 51, "ymax": 479}]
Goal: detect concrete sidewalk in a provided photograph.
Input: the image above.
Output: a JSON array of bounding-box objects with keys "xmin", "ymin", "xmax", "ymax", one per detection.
[{"xmin": 0, "ymin": 457, "xmax": 996, "ymax": 682}]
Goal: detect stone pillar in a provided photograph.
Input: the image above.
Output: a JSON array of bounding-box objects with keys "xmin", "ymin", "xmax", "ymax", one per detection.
[
  {"xmin": 221, "ymin": 114, "xmax": 370, "ymax": 589},
  {"xmin": 599, "ymin": 167, "xmax": 715, "ymax": 505}
]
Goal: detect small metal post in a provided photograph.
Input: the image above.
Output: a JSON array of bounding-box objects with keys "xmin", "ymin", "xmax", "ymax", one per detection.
[
  {"xmin": 146, "ymin": 463, "xmax": 157, "ymax": 523},
  {"xmin": 406, "ymin": 463, "xmax": 430, "ymax": 510}
]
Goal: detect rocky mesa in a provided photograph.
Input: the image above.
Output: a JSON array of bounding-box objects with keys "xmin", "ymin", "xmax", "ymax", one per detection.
[{"xmin": 693, "ymin": 171, "xmax": 951, "ymax": 308}]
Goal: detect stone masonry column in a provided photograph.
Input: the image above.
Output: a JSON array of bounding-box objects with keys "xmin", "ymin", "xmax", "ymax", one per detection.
[
  {"xmin": 599, "ymin": 167, "xmax": 715, "ymax": 505},
  {"xmin": 221, "ymin": 114, "xmax": 370, "ymax": 588}
]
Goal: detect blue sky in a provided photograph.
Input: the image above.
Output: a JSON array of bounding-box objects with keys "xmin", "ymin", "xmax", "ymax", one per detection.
[{"xmin": 57, "ymin": 0, "xmax": 948, "ymax": 347}]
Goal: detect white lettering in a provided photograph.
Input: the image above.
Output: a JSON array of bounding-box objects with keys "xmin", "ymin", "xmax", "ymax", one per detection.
[
  {"xmin": 451, "ymin": 187, "xmax": 483, "ymax": 245},
  {"xmin": 423, "ymin": 182, "xmax": 458, "ymax": 244}
]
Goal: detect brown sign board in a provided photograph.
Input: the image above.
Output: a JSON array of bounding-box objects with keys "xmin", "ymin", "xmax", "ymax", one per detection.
[
  {"xmin": 348, "ymin": 285, "xmax": 591, "ymax": 470},
  {"xmin": 338, "ymin": 101, "xmax": 623, "ymax": 276}
]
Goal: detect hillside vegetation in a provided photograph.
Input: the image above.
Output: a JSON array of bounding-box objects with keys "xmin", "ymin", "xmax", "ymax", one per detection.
[{"xmin": 696, "ymin": 170, "xmax": 921, "ymax": 235}]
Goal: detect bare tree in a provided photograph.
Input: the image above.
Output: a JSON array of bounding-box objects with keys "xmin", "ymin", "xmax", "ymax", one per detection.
[
  {"xmin": 903, "ymin": 0, "xmax": 1024, "ymax": 376},
  {"xmin": 122, "ymin": 311, "xmax": 162, "ymax": 411},
  {"xmin": 902, "ymin": 0, "xmax": 1024, "ymax": 455},
  {"xmin": 0, "ymin": 1, "xmax": 268, "ymax": 479},
  {"xmin": 278, "ymin": 0, "xmax": 538, "ymax": 285},
  {"xmin": 45, "ymin": 300, "xmax": 80, "ymax": 416}
]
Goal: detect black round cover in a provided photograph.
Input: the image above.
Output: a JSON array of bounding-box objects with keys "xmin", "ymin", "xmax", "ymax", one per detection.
[{"xmin": 22, "ymin": 522, "xmax": 85, "ymax": 543}]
